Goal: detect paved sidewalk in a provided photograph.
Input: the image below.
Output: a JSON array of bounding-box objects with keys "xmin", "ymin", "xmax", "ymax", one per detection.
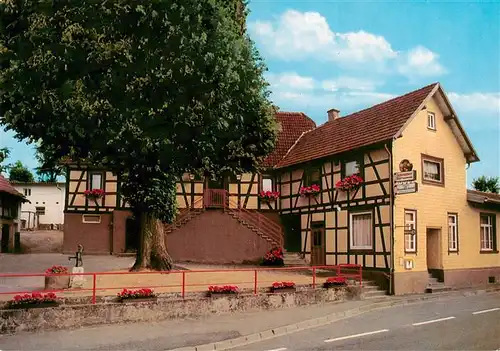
[{"xmin": 0, "ymin": 300, "xmax": 371, "ymax": 350}]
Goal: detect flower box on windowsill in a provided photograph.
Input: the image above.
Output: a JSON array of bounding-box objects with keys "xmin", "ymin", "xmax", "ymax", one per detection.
[
  {"xmin": 335, "ymin": 175, "xmax": 364, "ymax": 192},
  {"xmin": 84, "ymin": 189, "xmax": 105, "ymax": 200},
  {"xmin": 299, "ymin": 184, "xmax": 320, "ymax": 197},
  {"xmin": 258, "ymin": 191, "xmax": 280, "ymax": 202}
]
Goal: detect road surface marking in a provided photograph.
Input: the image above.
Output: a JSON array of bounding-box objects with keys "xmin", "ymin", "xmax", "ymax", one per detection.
[
  {"xmin": 266, "ymin": 348, "xmax": 287, "ymax": 351},
  {"xmin": 412, "ymin": 316, "xmax": 455, "ymax": 326},
  {"xmin": 472, "ymin": 307, "xmax": 500, "ymax": 315},
  {"xmin": 324, "ymin": 329, "xmax": 389, "ymax": 343}
]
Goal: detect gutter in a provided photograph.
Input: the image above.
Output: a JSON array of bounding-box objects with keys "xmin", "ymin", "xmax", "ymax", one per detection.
[{"xmin": 384, "ymin": 143, "xmax": 395, "ymax": 295}]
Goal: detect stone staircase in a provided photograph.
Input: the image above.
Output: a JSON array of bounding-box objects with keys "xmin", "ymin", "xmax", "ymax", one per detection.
[
  {"xmin": 361, "ymin": 280, "xmax": 388, "ymax": 299},
  {"xmin": 282, "ymin": 251, "xmax": 308, "ymax": 266},
  {"xmin": 425, "ymin": 272, "xmax": 451, "ymax": 293},
  {"xmin": 165, "ymin": 208, "xmax": 205, "ymax": 234}
]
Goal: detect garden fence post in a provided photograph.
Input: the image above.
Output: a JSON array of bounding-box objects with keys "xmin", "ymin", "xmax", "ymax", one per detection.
[
  {"xmin": 92, "ymin": 273, "xmax": 96, "ymax": 304},
  {"xmin": 182, "ymin": 271, "xmax": 186, "ymax": 298},
  {"xmin": 254, "ymin": 270, "xmax": 258, "ymax": 295},
  {"xmin": 312, "ymin": 267, "xmax": 316, "ymax": 289}
]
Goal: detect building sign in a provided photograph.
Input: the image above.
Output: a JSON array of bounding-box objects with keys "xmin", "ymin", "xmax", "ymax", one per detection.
[
  {"xmin": 395, "ymin": 180, "xmax": 418, "ymax": 194},
  {"xmin": 394, "ymin": 159, "xmax": 417, "ymax": 195}
]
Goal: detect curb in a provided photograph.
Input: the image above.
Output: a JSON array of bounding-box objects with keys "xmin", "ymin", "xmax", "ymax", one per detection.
[{"xmin": 167, "ymin": 288, "xmax": 500, "ymax": 351}]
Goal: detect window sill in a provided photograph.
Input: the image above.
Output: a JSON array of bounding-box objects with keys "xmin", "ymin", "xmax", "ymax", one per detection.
[
  {"xmin": 349, "ymin": 248, "xmax": 374, "ymax": 253},
  {"xmin": 480, "ymin": 250, "xmax": 499, "ymax": 254},
  {"xmin": 422, "ymin": 179, "xmax": 445, "ymax": 187},
  {"xmin": 404, "ymin": 251, "xmax": 417, "ymax": 255},
  {"xmin": 427, "ymin": 127, "xmax": 437, "ymax": 132},
  {"xmin": 448, "ymin": 250, "xmax": 459, "ymax": 254}
]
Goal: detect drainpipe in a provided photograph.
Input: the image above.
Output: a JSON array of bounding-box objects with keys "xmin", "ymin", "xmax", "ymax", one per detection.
[{"xmin": 384, "ymin": 143, "xmax": 395, "ymax": 295}]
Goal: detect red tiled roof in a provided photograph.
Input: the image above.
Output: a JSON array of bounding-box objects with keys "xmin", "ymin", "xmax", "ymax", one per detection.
[
  {"xmin": 0, "ymin": 174, "xmax": 25, "ymax": 198},
  {"xmin": 262, "ymin": 111, "xmax": 316, "ymax": 167},
  {"xmin": 275, "ymin": 83, "xmax": 439, "ymax": 168}
]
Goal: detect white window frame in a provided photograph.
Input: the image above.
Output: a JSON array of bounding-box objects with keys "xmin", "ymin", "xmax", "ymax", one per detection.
[
  {"xmin": 427, "ymin": 112, "xmax": 436, "ymax": 130},
  {"xmin": 349, "ymin": 211, "xmax": 373, "ymax": 250},
  {"xmin": 262, "ymin": 177, "xmax": 273, "ymax": 192},
  {"xmin": 448, "ymin": 214, "xmax": 458, "ymax": 252},
  {"xmin": 404, "ymin": 210, "xmax": 417, "ymax": 253},
  {"xmin": 480, "ymin": 214, "xmax": 493, "ymax": 251},
  {"xmin": 82, "ymin": 214, "xmax": 102, "ymax": 224},
  {"xmin": 423, "ymin": 159, "xmax": 443, "ymax": 183}
]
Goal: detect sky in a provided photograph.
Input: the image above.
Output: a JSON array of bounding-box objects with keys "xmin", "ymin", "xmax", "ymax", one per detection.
[{"xmin": 1, "ymin": 0, "xmax": 499, "ymax": 185}]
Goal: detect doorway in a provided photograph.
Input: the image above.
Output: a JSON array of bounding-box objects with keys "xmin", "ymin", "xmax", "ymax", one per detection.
[
  {"xmin": 1, "ymin": 224, "xmax": 10, "ymax": 253},
  {"xmin": 282, "ymin": 214, "xmax": 301, "ymax": 252},
  {"xmin": 426, "ymin": 228, "xmax": 442, "ymax": 270},
  {"xmin": 310, "ymin": 221, "xmax": 326, "ymax": 266},
  {"xmin": 125, "ymin": 216, "xmax": 140, "ymax": 252}
]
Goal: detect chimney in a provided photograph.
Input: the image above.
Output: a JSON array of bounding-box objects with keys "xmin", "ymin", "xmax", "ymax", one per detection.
[{"xmin": 327, "ymin": 108, "xmax": 340, "ymax": 121}]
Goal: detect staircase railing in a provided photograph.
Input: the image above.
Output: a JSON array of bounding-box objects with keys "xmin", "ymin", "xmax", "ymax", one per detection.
[
  {"xmin": 165, "ymin": 197, "xmax": 204, "ymax": 233},
  {"xmin": 203, "ymin": 189, "xmax": 226, "ymax": 208},
  {"xmin": 227, "ymin": 197, "xmax": 284, "ymax": 247}
]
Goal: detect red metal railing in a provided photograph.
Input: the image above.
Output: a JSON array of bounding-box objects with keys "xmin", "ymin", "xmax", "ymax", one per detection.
[
  {"xmin": 228, "ymin": 197, "xmax": 284, "ymax": 247},
  {"xmin": 203, "ymin": 189, "xmax": 226, "ymax": 208},
  {"xmin": 165, "ymin": 197, "xmax": 204, "ymax": 233},
  {"xmin": 0, "ymin": 264, "xmax": 362, "ymax": 304}
]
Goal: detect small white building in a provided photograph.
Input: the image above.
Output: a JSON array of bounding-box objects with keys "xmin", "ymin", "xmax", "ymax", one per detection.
[{"xmin": 12, "ymin": 182, "xmax": 66, "ymax": 230}]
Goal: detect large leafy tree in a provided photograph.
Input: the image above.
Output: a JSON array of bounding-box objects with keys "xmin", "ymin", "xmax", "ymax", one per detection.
[
  {"xmin": 0, "ymin": 147, "xmax": 10, "ymax": 174},
  {"xmin": 34, "ymin": 144, "xmax": 65, "ymax": 182},
  {"xmin": 8, "ymin": 160, "xmax": 34, "ymax": 182},
  {"xmin": 472, "ymin": 176, "xmax": 500, "ymax": 194},
  {"xmin": 0, "ymin": 0, "xmax": 277, "ymax": 270}
]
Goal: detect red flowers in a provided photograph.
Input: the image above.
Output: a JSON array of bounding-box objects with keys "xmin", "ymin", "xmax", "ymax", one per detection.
[
  {"xmin": 299, "ymin": 184, "xmax": 320, "ymax": 197},
  {"xmin": 45, "ymin": 265, "xmax": 68, "ymax": 274},
  {"xmin": 10, "ymin": 292, "xmax": 58, "ymax": 306},
  {"xmin": 84, "ymin": 189, "xmax": 105, "ymax": 199},
  {"xmin": 262, "ymin": 247, "xmax": 284, "ymax": 266},
  {"xmin": 271, "ymin": 281, "xmax": 296, "ymax": 289},
  {"xmin": 208, "ymin": 285, "xmax": 239, "ymax": 293},
  {"xmin": 117, "ymin": 288, "xmax": 156, "ymax": 299},
  {"xmin": 335, "ymin": 174, "xmax": 363, "ymax": 191},
  {"xmin": 324, "ymin": 276, "xmax": 348, "ymax": 287},
  {"xmin": 258, "ymin": 190, "xmax": 280, "ymax": 202}
]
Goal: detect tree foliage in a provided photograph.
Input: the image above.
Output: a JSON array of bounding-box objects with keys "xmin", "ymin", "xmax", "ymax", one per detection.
[
  {"xmin": 0, "ymin": 147, "xmax": 10, "ymax": 174},
  {"xmin": 34, "ymin": 144, "xmax": 65, "ymax": 182},
  {"xmin": 0, "ymin": 0, "xmax": 278, "ymax": 269},
  {"xmin": 8, "ymin": 160, "xmax": 34, "ymax": 182},
  {"xmin": 472, "ymin": 176, "xmax": 500, "ymax": 194}
]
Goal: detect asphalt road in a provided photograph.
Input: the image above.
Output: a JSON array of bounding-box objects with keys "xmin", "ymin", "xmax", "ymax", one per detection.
[{"xmin": 237, "ymin": 293, "xmax": 500, "ymax": 351}]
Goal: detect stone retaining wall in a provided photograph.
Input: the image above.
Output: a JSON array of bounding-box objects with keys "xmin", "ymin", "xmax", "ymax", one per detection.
[{"xmin": 1, "ymin": 286, "xmax": 360, "ymax": 334}]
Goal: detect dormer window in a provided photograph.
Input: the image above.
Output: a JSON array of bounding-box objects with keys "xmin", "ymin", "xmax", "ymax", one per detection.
[{"xmin": 427, "ymin": 112, "xmax": 436, "ymax": 130}]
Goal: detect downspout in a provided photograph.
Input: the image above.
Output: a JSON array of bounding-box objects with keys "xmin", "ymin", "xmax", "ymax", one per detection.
[{"xmin": 384, "ymin": 143, "xmax": 395, "ymax": 295}]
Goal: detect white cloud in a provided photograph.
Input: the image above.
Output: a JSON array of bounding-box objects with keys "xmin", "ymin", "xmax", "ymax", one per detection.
[
  {"xmin": 250, "ymin": 10, "xmax": 445, "ymax": 79},
  {"xmin": 251, "ymin": 10, "xmax": 395, "ymax": 64},
  {"xmin": 266, "ymin": 72, "xmax": 316, "ymax": 90},
  {"xmin": 398, "ymin": 46, "xmax": 446, "ymax": 79},
  {"xmin": 321, "ymin": 77, "xmax": 382, "ymax": 92},
  {"xmin": 448, "ymin": 92, "xmax": 500, "ymax": 115}
]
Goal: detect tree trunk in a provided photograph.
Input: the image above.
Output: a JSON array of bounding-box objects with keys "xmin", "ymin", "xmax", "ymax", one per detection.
[{"xmin": 130, "ymin": 211, "xmax": 173, "ymax": 271}]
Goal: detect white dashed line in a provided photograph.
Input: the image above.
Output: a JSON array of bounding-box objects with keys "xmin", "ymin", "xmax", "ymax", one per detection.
[
  {"xmin": 412, "ymin": 316, "xmax": 455, "ymax": 326},
  {"xmin": 266, "ymin": 348, "xmax": 287, "ymax": 351},
  {"xmin": 324, "ymin": 329, "xmax": 389, "ymax": 343},
  {"xmin": 472, "ymin": 307, "xmax": 500, "ymax": 315}
]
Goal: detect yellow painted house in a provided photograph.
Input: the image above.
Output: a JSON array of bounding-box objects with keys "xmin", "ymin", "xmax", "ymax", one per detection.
[{"xmin": 64, "ymin": 82, "xmax": 499, "ymax": 295}]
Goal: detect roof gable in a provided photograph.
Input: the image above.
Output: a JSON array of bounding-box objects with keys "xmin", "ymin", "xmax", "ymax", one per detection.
[
  {"xmin": 0, "ymin": 175, "xmax": 25, "ymax": 199},
  {"xmin": 275, "ymin": 83, "xmax": 437, "ymax": 168},
  {"xmin": 275, "ymin": 82, "xmax": 479, "ymax": 169}
]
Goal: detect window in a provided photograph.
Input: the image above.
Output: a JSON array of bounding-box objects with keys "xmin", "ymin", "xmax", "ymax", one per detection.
[
  {"xmin": 82, "ymin": 214, "xmax": 101, "ymax": 223},
  {"xmin": 404, "ymin": 210, "xmax": 417, "ymax": 252},
  {"xmin": 350, "ymin": 212, "xmax": 373, "ymax": 250},
  {"xmin": 448, "ymin": 214, "xmax": 458, "ymax": 252},
  {"xmin": 427, "ymin": 112, "xmax": 436, "ymax": 130},
  {"xmin": 422, "ymin": 155, "xmax": 444, "ymax": 185},
  {"xmin": 303, "ymin": 167, "xmax": 321, "ymax": 187},
  {"xmin": 262, "ymin": 177, "xmax": 273, "ymax": 192},
  {"xmin": 344, "ymin": 160, "xmax": 360, "ymax": 177},
  {"xmin": 480, "ymin": 214, "xmax": 496, "ymax": 252},
  {"xmin": 90, "ymin": 173, "xmax": 103, "ymax": 190},
  {"xmin": 23, "ymin": 188, "xmax": 31, "ymax": 196},
  {"xmin": 35, "ymin": 206, "xmax": 45, "ymax": 216}
]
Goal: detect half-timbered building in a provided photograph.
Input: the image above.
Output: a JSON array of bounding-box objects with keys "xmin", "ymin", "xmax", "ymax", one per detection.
[{"xmin": 63, "ymin": 82, "xmax": 499, "ymax": 295}]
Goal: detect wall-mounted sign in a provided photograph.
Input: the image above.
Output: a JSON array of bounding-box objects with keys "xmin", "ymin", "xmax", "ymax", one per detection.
[
  {"xmin": 394, "ymin": 170, "xmax": 417, "ymax": 182},
  {"xmin": 399, "ymin": 159, "xmax": 414, "ymax": 172},
  {"xmin": 394, "ymin": 181, "xmax": 418, "ymax": 194}
]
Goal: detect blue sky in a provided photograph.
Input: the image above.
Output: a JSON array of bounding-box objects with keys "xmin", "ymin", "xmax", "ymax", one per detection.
[{"xmin": 1, "ymin": 0, "xmax": 499, "ymax": 184}]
